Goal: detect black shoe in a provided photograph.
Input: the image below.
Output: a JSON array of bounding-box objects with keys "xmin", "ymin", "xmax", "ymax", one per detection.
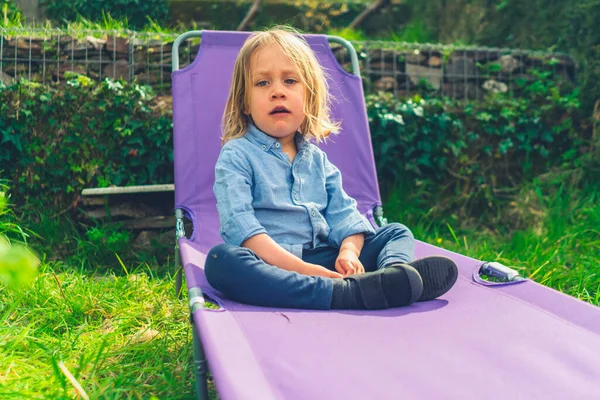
[
  {"xmin": 408, "ymin": 256, "xmax": 458, "ymax": 301},
  {"xmin": 341, "ymin": 264, "xmax": 423, "ymax": 310}
]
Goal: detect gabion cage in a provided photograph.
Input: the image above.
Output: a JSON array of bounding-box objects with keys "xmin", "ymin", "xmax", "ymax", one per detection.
[{"xmin": 0, "ymin": 28, "xmax": 576, "ymax": 100}]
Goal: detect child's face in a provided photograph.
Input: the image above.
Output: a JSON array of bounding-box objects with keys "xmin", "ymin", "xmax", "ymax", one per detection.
[{"xmin": 246, "ymin": 44, "xmax": 306, "ymax": 140}]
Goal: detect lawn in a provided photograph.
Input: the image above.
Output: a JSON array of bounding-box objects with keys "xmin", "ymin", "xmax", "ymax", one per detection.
[{"xmin": 1, "ymin": 178, "xmax": 598, "ymax": 398}]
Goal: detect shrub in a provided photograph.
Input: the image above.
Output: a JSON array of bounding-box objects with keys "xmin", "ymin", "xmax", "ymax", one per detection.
[
  {"xmin": 411, "ymin": 0, "xmax": 600, "ymax": 115},
  {"xmin": 1, "ymin": 0, "xmax": 23, "ymax": 25},
  {"xmin": 41, "ymin": 0, "xmax": 169, "ymax": 30},
  {"xmin": 0, "ymin": 71, "xmax": 591, "ymax": 225},
  {"xmin": 0, "ymin": 74, "xmax": 173, "ymax": 208},
  {"xmin": 368, "ymin": 69, "xmax": 589, "ymax": 218},
  {"xmin": 562, "ymin": 0, "xmax": 600, "ymax": 113}
]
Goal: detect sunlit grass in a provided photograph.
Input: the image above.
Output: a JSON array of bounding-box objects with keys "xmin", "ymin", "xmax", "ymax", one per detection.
[
  {"xmin": 0, "ymin": 11, "xmax": 185, "ymax": 38},
  {"xmin": 2, "ymin": 159, "xmax": 597, "ymax": 399},
  {"xmin": 2, "ymin": 177, "xmax": 597, "ymax": 399},
  {"xmin": 0, "ymin": 262, "xmax": 215, "ymax": 398},
  {"xmin": 385, "ymin": 176, "xmax": 600, "ymax": 305}
]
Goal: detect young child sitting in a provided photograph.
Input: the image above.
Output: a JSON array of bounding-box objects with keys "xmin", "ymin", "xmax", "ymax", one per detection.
[{"xmin": 205, "ymin": 27, "xmax": 458, "ymax": 310}]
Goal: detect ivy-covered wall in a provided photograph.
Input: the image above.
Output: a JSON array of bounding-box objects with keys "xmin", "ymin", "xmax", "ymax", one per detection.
[
  {"xmin": 409, "ymin": 0, "xmax": 600, "ymax": 112},
  {"xmin": 0, "ymin": 75, "xmax": 173, "ymax": 207},
  {"xmin": 20, "ymin": 0, "xmax": 599, "ymax": 114},
  {"xmin": 0, "ymin": 73, "xmax": 588, "ymax": 219}
]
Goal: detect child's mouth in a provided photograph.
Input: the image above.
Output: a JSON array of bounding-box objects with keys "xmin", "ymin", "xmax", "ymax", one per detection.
[{"xmin": 270, "ymin": 106, "xmax": 290, "ymax": 115}]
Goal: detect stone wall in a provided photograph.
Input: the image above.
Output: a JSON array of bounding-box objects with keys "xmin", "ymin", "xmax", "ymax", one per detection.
[
  {"xmin": 355, "ymin": 45, "xmax": 576, "ymax": 100},
  {"xmin": 0, "ymin": 30, "xmax": 576, "ymax": 101}
]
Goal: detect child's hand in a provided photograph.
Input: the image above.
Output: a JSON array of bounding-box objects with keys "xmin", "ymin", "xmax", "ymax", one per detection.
[
  {"xmin": 335, "ymin": 249, "xmax": 365, "ymax": 277},
  {"xmin": 302, "ymin": 262, "xmax": 343, "ymax": 279}
]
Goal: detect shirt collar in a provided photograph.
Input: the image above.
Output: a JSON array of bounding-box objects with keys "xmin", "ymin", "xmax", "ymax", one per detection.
[{"xmin": 245, "ymin": 123, "xmax": 309, "ymax": 152}]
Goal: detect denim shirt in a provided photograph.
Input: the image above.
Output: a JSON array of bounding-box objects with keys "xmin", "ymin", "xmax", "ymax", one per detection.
[{"xmin": 214, "ymin": 123, "xmax": 375, "ymax": 258}]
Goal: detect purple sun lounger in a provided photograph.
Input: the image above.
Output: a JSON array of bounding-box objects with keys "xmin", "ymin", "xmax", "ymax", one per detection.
[{"xmin": 171, "ymin": 30, "xmax": 600, "ymax": 399}]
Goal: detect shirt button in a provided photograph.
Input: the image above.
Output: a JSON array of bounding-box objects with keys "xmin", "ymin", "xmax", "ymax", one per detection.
[
  {"xmin": 275, "ymin": 143, "xmax": 280, "ymax": 148},
  {"xmin": 311, "ymin": 209, "xmax": 316, "ymax": 217},
  {"xmin": 261, "ymin": 145, "xmax": 267, "ymax": 150}
]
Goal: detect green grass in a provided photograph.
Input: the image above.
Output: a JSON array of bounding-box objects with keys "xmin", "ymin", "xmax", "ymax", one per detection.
[
  {"xmin": 0, "ymin": 262, "xmax": 218, "ymax": 399},
  {"xmin": 1, "ymin": 10, "xmax": 432, "ymax": 45},
  {"xmin": 2, "ymin": 167, "xmax": 598, "ymax": 398},
  {"xmin": 1, "ymin": 186, "xmax": 214, "ymax": 397},
  {"xmin": 0, "ymin": 11, "xmax": 185, "ymax": 38},
  {"xmin": 384, "ymin": 176, "xmax": 600, "ymax": 305},
  {"xmin": 14, "ymin": 201, "xmax": 174, "ymax": 276}
]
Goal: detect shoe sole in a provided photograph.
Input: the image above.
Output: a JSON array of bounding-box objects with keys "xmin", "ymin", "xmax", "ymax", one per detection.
[{"xmin": 409, "ymin": 256, "xmax": 458, "ymax": 301}]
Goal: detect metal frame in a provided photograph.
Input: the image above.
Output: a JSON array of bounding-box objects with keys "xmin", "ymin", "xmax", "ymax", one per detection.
[
  {"xmin": 171, "ymin": 30, "xmax": 362, "ymax": 400},
  {"xmin": 171, "ymin": 31, "xmax": 361, "ymax": 77}
]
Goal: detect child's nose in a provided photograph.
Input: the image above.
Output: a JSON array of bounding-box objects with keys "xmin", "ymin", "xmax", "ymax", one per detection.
[
  {"xmin": 271, "ymin": 92, "xmax": 286, "ymax": 99},
  {"xmin": 270, "ymin": 84, "xmax": 286, "ymax": 99}
]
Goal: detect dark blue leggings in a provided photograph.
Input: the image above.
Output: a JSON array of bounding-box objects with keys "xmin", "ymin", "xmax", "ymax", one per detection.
[{"xmin": 205, "ymin": 223, "xmax": 414, "ymax": 310}]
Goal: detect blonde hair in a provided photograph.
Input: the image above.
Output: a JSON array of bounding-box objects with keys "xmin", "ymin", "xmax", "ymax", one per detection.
[{"xmin": 222, "ymin": 26, "xmax": 339, "ymax": 144}]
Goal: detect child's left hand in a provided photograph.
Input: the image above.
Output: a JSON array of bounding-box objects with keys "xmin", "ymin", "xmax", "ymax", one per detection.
[{"xmin": 335, "ymin": 249, "xmax": 365, "ymax": 277}]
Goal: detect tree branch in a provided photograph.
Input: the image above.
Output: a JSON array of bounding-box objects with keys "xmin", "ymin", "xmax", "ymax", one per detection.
[
  {"xmin": 237, "ymin": 0, "xmax": 262, "ymax": 31},
  {"xmin": 348, "ymin": 0, "xmax": 392, "ymax": 30}
]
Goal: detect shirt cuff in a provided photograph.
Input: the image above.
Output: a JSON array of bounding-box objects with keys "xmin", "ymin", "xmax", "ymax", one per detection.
[
  {"xmin": 220, "ymin": 211, "xmax": 267, "ymax": 246},
  {"xmin": 328, "ymin": 215, "xmax": 376, "ymax": 248}
]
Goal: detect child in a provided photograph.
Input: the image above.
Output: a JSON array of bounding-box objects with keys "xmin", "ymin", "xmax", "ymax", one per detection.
[{"xmin": 205, "ymin": 27, "xmax": 458, "ymax": 310}]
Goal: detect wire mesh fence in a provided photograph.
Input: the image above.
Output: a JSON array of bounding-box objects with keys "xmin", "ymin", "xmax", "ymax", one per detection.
[
  {"xmin": 0, "ymin": 28, "xmax": 577, "ymax": 100},
  {"xmin": 0, "ymin": 29, "xmax": 187, "ymax": 91},
  {"xmin": 336, "ymin": 41, "xmax": 576, "ymax": 100}
]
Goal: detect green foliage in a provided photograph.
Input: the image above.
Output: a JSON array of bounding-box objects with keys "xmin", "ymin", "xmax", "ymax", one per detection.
[
  {"xmin": 41, "ymin": 0, "xmax": 170, "ymax": 30},
  {"xmin": 477, "ymin": 0, "xmax": 600, "ymax": 112},
  {"xmin": 79, "ymin": 224, "xmax": 132, "ymax": 265},
  {"xmin": 368, "ymin": 70, "xmax": 588, "ymax": 221},
  {"xmin": 15, "ymin": 199, "xmax": 173, "ymax": 275},
  {"xmin": 167, "ymin": 0, "xmax": 410, "ymax": 34},
  {"xmin": 1, "ymin": 0, "xmax": 23, "ymax": 26},
  {"xmin": 0, "ymin": 235, "xmax": 39, "ymax": 287},
  {"xmin": 561, "ymin": 0, "xmax": 600, "ymax": 112},
  {"xmin": 66, "ymin": 11, "xmax": 136, "ymax": 32},
  {"xmin": 406, "ymin": 0, "xmax": 600, "ymax": 114},
  {"xmin": 0, "ymin": 184, "xmax": 39, "ymax": 288},
  {"xmin": 0, "ymin": 75, "xmax": 173, "ymax": 208},
  {"xmin": 479, "ymin": 0, "xmax": 568, "ymax": 49},
  {"xmin": 0, "ymin": 69, "xmax": 590, "ymax": 232},
  {"xmin": 327, "ymin": 27, "xmax": 369, "ymax": 42},
  {"xmin": 1, "ymin": 0, "xmax": 18, "ymax": 16},
  {"xmin": 386, "ymin": 19, "xmax": 432, "ymax": 43},
  {"xmin": 384, "ymin": 173, "xmax": 600, "ymax": 304}
]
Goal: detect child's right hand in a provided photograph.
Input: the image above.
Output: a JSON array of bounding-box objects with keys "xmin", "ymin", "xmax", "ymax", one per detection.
[{"xmin": 302, "ymin": 262, "xmax": 343, "ymax": 279}]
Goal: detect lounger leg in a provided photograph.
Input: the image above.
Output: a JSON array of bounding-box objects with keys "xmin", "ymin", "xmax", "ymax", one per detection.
[
  {"xmin": 175, "ymin": 209, "xmax": 186, "ymax": 299},
  {"xmin": 374, "ymin": 205, "xmax": 388, "ymax": 227},
  {"xmin": 192, "ymin": 317, "xmax": 209, "ymax": 400},
  {"xmin": 175, "ymin": 247, "xmax": 183, "ymax": 299}
]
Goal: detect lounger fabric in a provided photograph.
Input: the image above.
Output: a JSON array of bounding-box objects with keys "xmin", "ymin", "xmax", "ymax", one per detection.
[{"xmin": 173, "ymin": 31, "xmax": 600, "ymax": 399}]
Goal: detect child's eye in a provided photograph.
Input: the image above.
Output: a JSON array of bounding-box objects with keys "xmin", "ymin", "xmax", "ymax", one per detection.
[
  {"xmin": 284, "ymin": 79, "xmax": 297, "ymax": 85},
  {"xmin": 256, "ymin": 80, "xmax": 268, "ymax": 87}
]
